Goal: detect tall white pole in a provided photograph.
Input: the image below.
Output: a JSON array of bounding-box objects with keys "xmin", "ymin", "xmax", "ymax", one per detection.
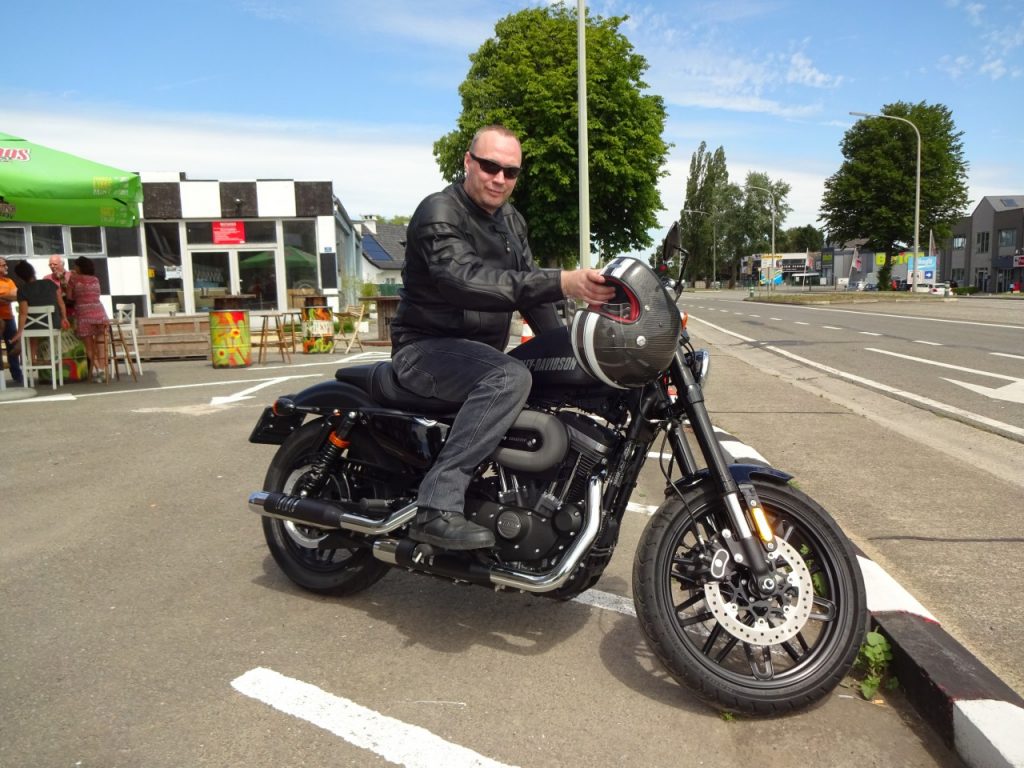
[
  {"xmin": 577, "ymin": 0, "xmax": 591, "ymax": 268},
  {"xmin": 850, "ymin": 111, "xmax": 921, "ymax": 292}
]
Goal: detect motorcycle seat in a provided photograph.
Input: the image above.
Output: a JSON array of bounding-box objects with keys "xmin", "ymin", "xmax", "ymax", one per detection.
[{"xmin": 335, "ymin": 362, "xmax": 461, "ymax": 416}]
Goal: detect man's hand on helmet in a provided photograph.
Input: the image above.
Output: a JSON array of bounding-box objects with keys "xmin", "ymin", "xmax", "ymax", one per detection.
[{"xmin": 561, "ymin": 269, "xmax": 617, "ymax": 307}]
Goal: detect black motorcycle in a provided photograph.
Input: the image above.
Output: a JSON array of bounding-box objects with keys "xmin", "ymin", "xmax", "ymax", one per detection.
[{"xmin": 247, "ymin": 226, "xmax": 867, "ymax": 715}]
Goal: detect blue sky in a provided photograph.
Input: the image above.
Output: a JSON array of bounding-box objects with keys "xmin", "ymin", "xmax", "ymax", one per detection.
[{"xmin": 4, "ymin": 0, "xmax": 1022, "ymax": 252}]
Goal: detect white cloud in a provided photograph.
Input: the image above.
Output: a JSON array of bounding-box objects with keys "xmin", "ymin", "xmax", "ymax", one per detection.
[
  {"xmin": 5, "ymin": 107, "xmax": 446, "ymax": 219},
  {"xmin": 786, "ymin": 52, "xmax": 843, "ymax": 88},
  {"xmin": 938, "ymin": 54, "xmax": 973, "ymax": 79}
]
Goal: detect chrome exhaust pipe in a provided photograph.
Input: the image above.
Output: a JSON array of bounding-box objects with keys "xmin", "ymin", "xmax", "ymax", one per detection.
[
  {"xmin": 488, "ymin": 476, "xmax": 603, "ymax": 593},
  {"xmin": 248, "ymin": 491, "xmax": 416, "ymax": 535}
]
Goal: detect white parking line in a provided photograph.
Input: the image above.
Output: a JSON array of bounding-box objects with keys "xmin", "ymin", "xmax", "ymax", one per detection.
[{"xmin": 232, "ymin": 667, "xmax": 518, "ymax": 768}]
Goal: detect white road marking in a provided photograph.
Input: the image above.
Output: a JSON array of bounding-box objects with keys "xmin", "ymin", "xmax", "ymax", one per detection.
[
  {"xmin": 822, "ymin": 326, "xmax": 842, "ymax": 330},
  {"xmin": 866, "ymin": 347, "xmax": 1021, "ymax": 382},
  {"xmin": 859, "ymin": 331, "xmax": 882, "ymax": 336},
  {"xmin": 572, "ymin": 589, "xmax": 637, "ymax": 617},
  {"xmin": 210, "ymin": 377, "xmax": 294, "ymax": 405},
  {"xmin": 992, "ymin": 352, "xmax": 1024, "ymax": 361},
  {"xmin": 943, "ymin": 378, "xmax": 1024, "ymax": 404},
  {"xmin": 913, "ymin": 340, "xmax": 942, "ymax": 346},
  {"xmin": 767, "ymin": 346, "xmax": 1024, "ymax": 438},
  {"xmin": 232, "ymin": 667, "xmax": 518, "ymax": 768},
  {"xmin": 689, "ymin": 315, "xmax": 1024, "ymax": 438},
  {"xmin": 795, "ymin": 321, "xmax": 809, "ymax": 326}
]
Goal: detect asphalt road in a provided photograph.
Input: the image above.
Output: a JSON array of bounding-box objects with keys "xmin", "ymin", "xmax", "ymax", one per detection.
[
  {"xmin": 0, "ymin": 349, "xmax": 962, "ymax": 768},
  {"xmin": 686, "ymin": 291, "xmax": 1024, "ymax": 439}
]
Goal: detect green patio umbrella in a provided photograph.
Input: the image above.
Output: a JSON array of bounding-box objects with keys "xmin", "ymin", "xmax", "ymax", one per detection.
[{"xmin": 0, "ymin": 132, "xmax": 142, "ymax": 227}]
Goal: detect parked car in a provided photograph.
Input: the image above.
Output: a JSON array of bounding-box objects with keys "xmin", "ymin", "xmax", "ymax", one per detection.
[{"xmin": 929, "ymin": 282, "xmax": 950, "ymax": 295}]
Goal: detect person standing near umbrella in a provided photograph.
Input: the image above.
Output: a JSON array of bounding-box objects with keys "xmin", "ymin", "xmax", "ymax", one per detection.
[
  {"xmin": 44, "ymin": 255, "xmax": 75, "ymax": 321},
  {"xmin": 0, "ymin": 257, "xmax": 23, "ymax": 385},
  {"xmin": 66, "ymin": 256, "xmax": 109, "ymax": 383}
]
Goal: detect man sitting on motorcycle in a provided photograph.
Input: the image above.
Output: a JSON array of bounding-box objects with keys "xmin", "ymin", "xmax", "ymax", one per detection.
[{"xmin": 390, "ymin": 124, "xmax": 615, "ymax": 550}]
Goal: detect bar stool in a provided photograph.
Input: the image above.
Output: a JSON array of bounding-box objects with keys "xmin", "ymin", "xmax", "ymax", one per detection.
[
  {"xmin": 254, "ymin": 312, "xmax": 291, "ymax": 364},
  {"xmin": 107, "ymin": 321, "xmax": 138, "ymax": 382}
]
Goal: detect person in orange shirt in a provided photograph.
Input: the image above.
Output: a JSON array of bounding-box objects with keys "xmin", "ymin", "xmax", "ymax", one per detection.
[{"xmin": 0, "ymin": 257, "xmax": 23, "ymax": 385}]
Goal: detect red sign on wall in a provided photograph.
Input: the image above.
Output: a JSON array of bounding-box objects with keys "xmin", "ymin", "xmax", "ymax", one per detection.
[{"xmin": 213, "ymin": 221, "xmax": 246, "ymax": 244}]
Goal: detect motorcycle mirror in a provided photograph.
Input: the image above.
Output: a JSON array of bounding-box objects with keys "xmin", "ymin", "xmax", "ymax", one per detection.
[{"xmin": 659, "ymin": 222, "xmax": 686, "ymax": 296}]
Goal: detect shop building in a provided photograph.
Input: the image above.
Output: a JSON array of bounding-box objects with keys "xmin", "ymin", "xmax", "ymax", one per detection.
[
  {"xmin": 945, "ymin": 195, "xmax": 1024, "ymax": 292},
  {"xmin": 0, "ymin": 172, "xmax": 362, "ymax": 328}
]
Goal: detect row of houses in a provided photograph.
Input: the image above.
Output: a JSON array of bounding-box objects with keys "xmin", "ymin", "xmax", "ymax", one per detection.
[
  {"xmin": 0, "ymin": 172, "xmax": 408, "ymax": 324},
  {"xmin": 745, "ymin": 195, "xmax": 1024, "ymax": 290}
]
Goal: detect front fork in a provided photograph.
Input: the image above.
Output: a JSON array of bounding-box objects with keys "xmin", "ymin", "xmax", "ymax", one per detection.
[{"xmin": 668, "ymin": 350, "xmax": 778, "ymax": 591}]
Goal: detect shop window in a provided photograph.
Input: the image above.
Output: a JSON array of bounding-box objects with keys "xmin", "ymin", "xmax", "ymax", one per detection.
[
  {"xmin": 146, "ymin": 222, "xmax": 184, "ymax": 313},
  {"xmin": 32, "ymin": 225, "xmax": 64, "ymax": 255},
  {"xmin": 186, "ymin": 221, "xmax": 214, "ymax": 245},
  {"xmin": 106, "ymin": 226, "xmax": 141, "ymax": 257},
  {"xmin": 0, "ymin": 226, "xmax": 26, "ymax": 255},
  {"xmin": 70, "ymin": 226, "xmax": 103, "ymax": 253},
  {"xmin": 283, "ymin": 220, "xmax": 318, "ymax": 292},
  {"xmin": 998, "ymin": 229, "xmax": 1016, "ymax": 248}
]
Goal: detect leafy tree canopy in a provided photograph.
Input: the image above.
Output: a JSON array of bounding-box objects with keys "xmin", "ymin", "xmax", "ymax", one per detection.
[
  {"xmin": 676, "ymin": 144, "xmax": 796, "ymax": 286},
  {"xmin": 434, "ymin": 5, "xmax": 670, "ymax": 268},
  {"xmin": 819, "ymin": 101, "xmax": 969, "ymax": 256}
]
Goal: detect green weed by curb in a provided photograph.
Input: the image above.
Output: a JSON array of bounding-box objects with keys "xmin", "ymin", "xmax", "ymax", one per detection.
[{"xmin": 855, "ymin": 630, "xmax": 898, "ymax": 700}]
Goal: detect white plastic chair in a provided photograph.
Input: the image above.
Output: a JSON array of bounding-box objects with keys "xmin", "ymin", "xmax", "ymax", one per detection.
[
  {"xmin": 112, "ymin": 303, "xmax": 143, "ymax": 374},
  {"xmin": 20, "ymin": 305, "xmax": 63, "ymax": 390}
]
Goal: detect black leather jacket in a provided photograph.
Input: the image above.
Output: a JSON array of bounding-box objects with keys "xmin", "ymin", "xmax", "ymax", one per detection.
[{"xmin": 390, "ymin": 182, "xmax": 564, "ymax": 352}]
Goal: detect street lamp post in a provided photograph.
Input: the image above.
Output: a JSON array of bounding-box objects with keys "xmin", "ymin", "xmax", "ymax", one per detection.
[
  {"xmin": 850, "ymin": 111, "xmax": 921, "ymax": 292},
  {"xmin": 682, "ymin": 208, "xmax": 716, "ymax": 287},
  {"xmin": 748, "ymin": 185, "xmax": 775, "ymax": 291}
]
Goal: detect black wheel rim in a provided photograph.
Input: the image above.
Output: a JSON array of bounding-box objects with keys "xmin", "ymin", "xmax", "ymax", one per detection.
[{"xmin": 663, "ymin": 487, "xmax": 852, "ymax": 690}]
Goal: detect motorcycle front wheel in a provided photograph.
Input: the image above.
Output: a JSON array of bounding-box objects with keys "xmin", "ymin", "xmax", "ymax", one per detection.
[
  {"xmin": 261, "ymin": 419, "xmax": 397, "ymax": 595},
  {"xmin": 632, "ymin": 477, "xmax": 867, "ymax": 715}
]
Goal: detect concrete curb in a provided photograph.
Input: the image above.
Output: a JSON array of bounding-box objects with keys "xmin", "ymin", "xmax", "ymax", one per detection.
[
  {"xmin": 865, "ymin": 562, "xmax": 1024, "ymax": 768},
  {"xmin": 719, "ymin": 434, "xmax": 1024, "ymax": 768}
]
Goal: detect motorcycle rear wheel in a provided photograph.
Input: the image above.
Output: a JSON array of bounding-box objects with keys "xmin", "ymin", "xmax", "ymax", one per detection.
[
  {"xmin": 632, "ymin": 477, "xmax": 867, "ymax": 715},
  {"xmin": 262, "ymin": 419, "xmax": 395, "ymax": 595}
]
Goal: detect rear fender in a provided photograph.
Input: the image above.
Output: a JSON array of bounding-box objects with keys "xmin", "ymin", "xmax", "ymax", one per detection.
[{"xmin": 248, "ymin": 381, "xmax": 377, "ymax": 445}]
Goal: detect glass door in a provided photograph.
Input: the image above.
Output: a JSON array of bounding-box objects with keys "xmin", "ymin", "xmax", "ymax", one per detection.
[
  {"xmin": 238, "ymin": 249, "xmax": 279, "ymax": 310},
  {"xmin": 192, "ymin": 251, "xmax": 231, "ymax": 312}
]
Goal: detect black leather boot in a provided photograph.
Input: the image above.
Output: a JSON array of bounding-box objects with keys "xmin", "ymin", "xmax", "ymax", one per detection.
[{"xmin": 409, "ymin": 508, "xmax": 496, "ymax": 550}]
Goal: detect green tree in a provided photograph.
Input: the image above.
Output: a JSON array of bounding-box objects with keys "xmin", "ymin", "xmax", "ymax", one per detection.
[
  {"xmin": 819, "ymin": 101, "xmax": 969, "ymax": 260},
  {"xmin": 679, "ymin": 142, "xmax": 729, "ymax": 285},
  {"xmin": 434, "ymin": 5, "xmax": 669, "ymax": 268},
  {"xmin": 777, "ymin": 224, "xmax": 824, "ymax": 253}
]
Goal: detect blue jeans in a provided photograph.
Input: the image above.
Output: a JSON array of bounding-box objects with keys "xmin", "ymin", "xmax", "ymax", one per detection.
[
  {"xmin": 1, "ymin": 317, "xmax": 21, "ymax": 383},
  {"xmin": 392, "ymin": 337, "xmax": 532, "ymax": 514}
]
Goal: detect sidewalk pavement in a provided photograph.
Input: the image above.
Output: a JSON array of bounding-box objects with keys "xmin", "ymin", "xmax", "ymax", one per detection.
[{"xmin": 694, "ymin": 326, "xmax": 1024, "ymax": 768}]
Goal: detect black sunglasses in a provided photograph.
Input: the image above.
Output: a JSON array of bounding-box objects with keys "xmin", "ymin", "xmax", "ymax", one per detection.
[{"xmin": 469, "ymin": 152, "xmax": 522, "ymax": 179}]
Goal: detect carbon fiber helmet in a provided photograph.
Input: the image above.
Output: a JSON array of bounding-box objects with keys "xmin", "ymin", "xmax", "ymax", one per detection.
[{"xmin": 570, "ymin": 257, "xmax": 681, "ymax": 389}]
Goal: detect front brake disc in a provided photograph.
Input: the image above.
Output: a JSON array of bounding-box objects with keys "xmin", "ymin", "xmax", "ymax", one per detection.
[{"xmin": 703, "ymin": 537, "xmax": 814, "ymax": 645}]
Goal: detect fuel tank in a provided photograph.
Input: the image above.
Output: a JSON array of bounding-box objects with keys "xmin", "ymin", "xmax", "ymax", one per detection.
[{"xmin": 509, "ymin": 325, "xmax": 615, "ymax": 401}]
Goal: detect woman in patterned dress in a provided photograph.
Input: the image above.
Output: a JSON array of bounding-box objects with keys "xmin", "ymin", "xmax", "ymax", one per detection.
[{"xmin": 67, "ymin": 256, "xmax": 109, "ymax": 382}]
